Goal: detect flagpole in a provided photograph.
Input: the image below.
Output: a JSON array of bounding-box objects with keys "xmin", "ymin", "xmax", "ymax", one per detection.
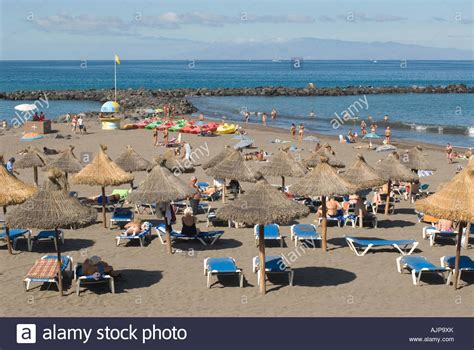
[{"xmin": 114, "ymin": 58, "xmax": 117, "ymax": 102}]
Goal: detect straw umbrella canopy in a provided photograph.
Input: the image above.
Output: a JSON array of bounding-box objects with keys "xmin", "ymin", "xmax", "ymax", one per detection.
[
  {"xmin": 291, "ymin": 157, "xmax": 357, "ymax": 251},
  {"xmin": 72, "ymin": 145, "xmax": 134, "ymax": 228},
  {"xmin": 217, "ymin": 172, "xmax": 309, "ymax": 294},
  {"xmin": 259, "ymin": 148, "xmax": 307, "ymax": 191},
  {"xmin": 115, "ymin": 145, "xmax": 151, "ymax": 188},
  {"xmin": 416, "ymin": 158, "xmax": 473, "ymax": 289},
  {"xmin": 15, "ymin": 146, "xmax": 47, "ymax": 186},
  {"xmin": 205, "ymin": 149, "xmax": 256, "ymax": 202},
  {"xmin": 402, "ymin": 146, "xmax": 436, "ymax": 171},
  {"xmin": 202, "ymin": 145, "xmax": 232, "ymax": 170},
  {"xmin": 162, "ymin": 149, "xmax": 194, "ymax": 173},
  {"xmin": 128, "ymin": 159, "xmax": 195, "ymax": 254},
  {"xmin": 44, "ymin": 145, "xmax": 83, "ymax": 178},
  {"xmin": 342, "ymin": 154, "xmax": 386, "ymax": 227},
  {"xmin": 0, "ymin": 155, "xmax": 37, "ymax": 254},
  {"xmin": 375, "ymin": 152, "xmax": 418, "ymax": 215},
  {"xmin": 304, "ymin": 146, "xmax": 345, "ymax": 168},
  {"xmin": 7, "ymin": 168, "xmax": 97, "ymax": 295}
]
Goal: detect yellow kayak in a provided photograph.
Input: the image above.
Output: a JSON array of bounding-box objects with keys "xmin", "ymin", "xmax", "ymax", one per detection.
[{"xmin": 216, "ymin": 123, "xmax": 237, "ymax": 134}]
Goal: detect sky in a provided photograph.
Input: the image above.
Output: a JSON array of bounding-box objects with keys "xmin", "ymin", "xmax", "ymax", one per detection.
[{"xmin": 0, "ymin": 0, "xmax": 472, "ymax": 59}]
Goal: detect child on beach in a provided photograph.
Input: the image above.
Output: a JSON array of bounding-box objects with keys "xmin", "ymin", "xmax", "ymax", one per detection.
[
  {"xmin": 298, "ymin": 123, "xmax": 304, "ymax": 143},
  {"xmin": 262, "ymin": 112, "xmax": 267, "ymax": 126},
  {"xmin": 290, "ymin": 123, "xmax": 296, "ymax": 139}
]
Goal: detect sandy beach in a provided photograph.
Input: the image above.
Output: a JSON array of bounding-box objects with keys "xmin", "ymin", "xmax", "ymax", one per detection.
[{"xmin": 0, "ymin": 119, "xmax": 472, "ymax": 317}]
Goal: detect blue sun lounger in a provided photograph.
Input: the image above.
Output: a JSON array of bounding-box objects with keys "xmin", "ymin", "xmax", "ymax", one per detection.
[
  {"xmin": 115, "ymin": 222, "xmax": 152, "ymax": 247},
  {"xmin": 1, "ymin": 228, "xmax": 31, "ymax": 250},
  {"xmin": 290, "ymin": 224, "xmax": 321, "ymax": 248},
  {"xmin": 110, "ymin": 208, "xmax": 134, "ymax": 228},
  {"xmin": 252, "ymin": 255, "xmax": 294, "ymax": 286},
  {"xmin": 397, "ymin": 256, "xmax": 448, "ymax": 286},
  {"xmin": 441, "ymin": 256, "xmax": 474, "ymax": 286},
  {"xmin": 155, "ymin": 224, "xmax": 224, "ymax": 246},
  {"xmin": 254, "ymin": 224, "xmax": 283, "ymax": 247},
  {"xmin": 27, "ymin": 230, "xmax": 64, "ymax": 252},
  {"xmin": 422, "ymin": 226, "xmax": 458, "ymax": 246},
  {"xmin": 203, "ymin": 257, "xmax": 243, "ymax": 288},
  {"xmin": 24, "ymin": 255, "xmax": 73, "ymax": 291},
  {"xmin": 345, "ymin": 236, "xmax": 419, "ymax": 256},
  {"xmin": 74, "ymin": 262, "xmax": 115, "ymax": 296}
]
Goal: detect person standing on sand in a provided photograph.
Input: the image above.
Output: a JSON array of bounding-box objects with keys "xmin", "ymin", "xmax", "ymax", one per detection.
[
  {"xmin": 360, "ymin": 120, "xmax": 367, "ymax": 136},
  {"xmin": 153, "ymin": 127, "xmax": 159, "ymax": 146},
  {"xmin": 384, "ymin": 126, "xmax": 392, "ymax": 144},
  {"xmin": 77, "ymin": 115, "xmax": 84, "ymax": 135},
  {"xmin": 298, "ymin": 123, "xmax": 304, "ymax": 143},
  {"xmin": 271, "ymin": 108, "xmax": 277, "ymax": 121},
  {"xmin": 290, "ymin": 123, "xmax": 296, "ymax": 139},
  {"xmin": 163, "ymin": 128, "xmax": 169, "ymax": 147},
  {"xmin": 446, "ymin": 143, "xmax": 454, "ymax": 164},
  {"xmin": 71, "ymin": 115, "xmax": 78, "ymax": 134},
  {"xmin": 370, "ymin": 123, "xmax": 377, "ymax": 134},
  {"xmin": 262, "ymin": 112, "xmax": 267, "ymax": 126}
]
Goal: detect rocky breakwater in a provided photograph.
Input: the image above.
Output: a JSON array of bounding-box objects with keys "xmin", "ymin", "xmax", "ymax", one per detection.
[{"xmin": 1, "ymin": 84, "xmax": 472, "ymax": 118}]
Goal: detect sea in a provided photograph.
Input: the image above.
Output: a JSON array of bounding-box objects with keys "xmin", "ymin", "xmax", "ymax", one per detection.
[{"xmin": 0, "ymin": 60, "xmax": 473, "ymax": 147}]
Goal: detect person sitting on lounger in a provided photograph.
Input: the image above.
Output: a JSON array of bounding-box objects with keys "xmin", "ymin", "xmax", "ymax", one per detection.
[
  {"xmin": 181, "ymin": 207, "xmax": 200, "ymax": 236},
  {"xmin": 318, "ymin": 197, "xmax": 343, "ymax": 218},
  {"xmin": 82, "ymin": 256, "xmax": 120, "ymax": 277},
  {"xmin": 436, "ymin": 219, "xmax": 454, "ymax": 232}
]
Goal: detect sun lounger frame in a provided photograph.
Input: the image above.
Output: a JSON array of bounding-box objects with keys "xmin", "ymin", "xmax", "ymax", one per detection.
[
  {"xmin": 422, "ymin": 226, "xmax": 458, "ymax": 247},
  {"xmin": 73, "ymin": 263, "xmax": 115, "ymax": 296},
  {"xmin": 27, "ymin": 230, "xmax": 64, "ymax": 252},
  {"xmin": 290, "ymin": 224, "xmax": 320, "ymax": 248},
  {"xmin": 440, "ymin": 255, "xmax": 473, "ymax": 286},
  {"xmin": 24, "ymin": 255, "xmax": 73, "ymax": 292},
  {"xmin": 396, "ymin": 256, "xmax": 448, "ymax": 286},
  {"xmin": 345, "ymin": 236, "xmax": 419, "ymax": 256},
  {"xmin": 203, "ymin": 257, "xmax": 243, "ymax": 288},
  {"xmin": 252, "ymin": 255, "xmax": 294, "ymax": 286},
  {"xmin": 254, "ymin": 224, "xmax": 283, "ymax": 247},
  {"xmin": 155, "ymin": 224, "xmax": 223, "ymax": 246},
  {"xmin": 115, "ymin": 225, "xmax": 152, "ymax": 247}
]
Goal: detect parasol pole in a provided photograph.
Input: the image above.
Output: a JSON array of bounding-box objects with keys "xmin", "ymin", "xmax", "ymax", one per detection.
[
  {"xmin": 114, "ymin": 58, "xmax": 117, "ymax": 102},
  {"xmin": 3, "ymin": 206, "xmax": 12, "ymax": 254},
  {"xmin": 55, "ymin": 227, "xmax": 64, "ymax": 296},
  {"xmin": 321, "ymin": 195, "xmax": 328, "ymax": 252},
  {"xmin": 222, "ymin": 179, "xmax": 226, "ymax": 203},
  {"xmin": 101, "ymin": 186, "xmax": 107, "ymax": 228},
  {"xmin": 281, "ymin": 176, "xmax": 285, "ymax": 193},
  {"xmin": 33, "ymin": 166, "xmax": 38, "ymax": 186},
  {"xmin": 165, "ymin": 203, "xmax": 173, "ymax": 254},
  {"xmin": 453, "ymin": 222, "xmax": 466, "ymax": 289},
  {"xmin": 258, "ymin": 224, "xmax": 266, "ymax": 294},
  {"xmin": 384, "ymin": 180, "xmax": 392, "ymax": 215}
]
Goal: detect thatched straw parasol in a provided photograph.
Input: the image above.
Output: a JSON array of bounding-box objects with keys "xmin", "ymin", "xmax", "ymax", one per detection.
[
  {"xmin": 217, "ymin": 172, "xmax": 309, "ymax": 294},
  {"xmin": 375, "ymin": 152, "xmax": 418, "ymax": 215},
  {"xmin": 402, "ymin": 146, "xmax": 436, "ymax": 171},
  {"xmin": 44, "ymin": 145, "xmax": 83, "ymax": 179},
  {"xmin": 259, "ymin": 148, "xmax": 307, "ymax": 191},
  {"xmin": 128, "ymin": 159, "xmax": 195, "ymax": 254},
  {"xmin": 342, "ymin": 154, "xmax": 386, "ymax": 227},
  {"xmin": 6, "ymin": 168, "xmax": 97, "ymax": 295},
  {"xmin": 162, "ymin": 149, "xmax": 194, "ymax": 174},
  {"xmin": 15, "ymin": 146, "xmax": 47, "ymax": 186},
  {"xmin": 115, "ymin": 145, "xmax": 151, "ymax": 188},
  {"xmin": 291, "ymin": 157, "xmax": 356, "ymax": 251},
  {"xmin": 202, "ymin": 145, "xmax": 232, "ymax": 170},
  {"xmin": 304, "ymin": 145, "xmax": 345, "ymax": 168},
  {"xmin": 72, "ymin": 145, "xmax": 134, "ymax": 228},
  {"xmin": 0, "ymin": 155, "xmax": 37, "ymax": 254},
  {"xmin": 205, "ymin": 149, "xmax": 256, "ymax": 202},
  {"xmin": 416, "ymin": 158, "xmax": 473, "ymax": 289}
]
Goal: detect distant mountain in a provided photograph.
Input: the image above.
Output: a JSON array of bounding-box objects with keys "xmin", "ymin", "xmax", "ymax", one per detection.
[{"xmin": 142, "ymin": 37, "xmax": 473, "ymax": 60}]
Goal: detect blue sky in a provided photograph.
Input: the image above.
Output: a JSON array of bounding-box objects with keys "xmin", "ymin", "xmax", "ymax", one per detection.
[{"xmin": 0, "ymin": 0, "xmax": 472, "ymax": 59}]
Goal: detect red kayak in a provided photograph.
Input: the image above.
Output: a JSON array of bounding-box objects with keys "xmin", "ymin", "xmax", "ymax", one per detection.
[
  {"xmin": 135, "ymin": 121, "xmax": 150, "ymax": 128},
  {"xmin": 201, "ymin": 122, "xmax": 218, "ymax": 132},
  {"xmin": 181, "ymin": 125, "xmax": 201, "ymax": 134},
  {"xmin": 157, "ymin": 121, "xmax": 175, "ymax": 130}
]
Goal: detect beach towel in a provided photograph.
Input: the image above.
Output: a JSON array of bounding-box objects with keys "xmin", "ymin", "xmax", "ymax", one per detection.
[{"xmin": 26, "ymin": 259, "xmax": 60, "ymax": 279}]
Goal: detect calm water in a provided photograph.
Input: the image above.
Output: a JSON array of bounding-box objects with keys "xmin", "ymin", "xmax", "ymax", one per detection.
[{"xmin": 0, "ymin": 60, "xmax": 473, "ymax": 147}]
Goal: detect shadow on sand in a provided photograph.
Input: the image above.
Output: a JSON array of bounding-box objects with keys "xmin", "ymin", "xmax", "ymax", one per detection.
[{"xmin": 293, "ymin": 266, "xmax": 356, "ymax": 287}]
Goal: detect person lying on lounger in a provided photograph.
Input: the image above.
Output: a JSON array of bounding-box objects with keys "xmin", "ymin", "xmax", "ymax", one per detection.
[
  {"xmin": 82, "ymin": 256, "xmax": 120, "ymax": 277},
  {"xmin": 123, "ymin": 219, "xmax": 148, "ymax": 235},
  {"xmin": 436, "ymin": 219, "xmax": 454, "ymax": 232}
]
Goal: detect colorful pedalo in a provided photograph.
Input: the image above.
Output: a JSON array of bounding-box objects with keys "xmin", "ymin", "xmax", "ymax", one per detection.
[{"xmin": 216, "ymin": 123, "xmax": 237, "ymax": 134}]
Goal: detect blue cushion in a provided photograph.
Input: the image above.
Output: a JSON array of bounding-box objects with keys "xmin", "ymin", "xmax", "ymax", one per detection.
[
  {"xmin": 348, "ymin": 237, "xmax": 415, "ymax": 247},
  {"xmin": 444, "ymin": 256, "xmax": 474, "ymax": 270},
  {"xmin": 0, "ymin": 229, "xmax": 29, "ymax": 239},
  {"xmin": 255, "ymin": 256, "xmax": 288, "ymax": 272},
  {"xmin": 400, "ymin": 256, "xmax": 446, "ymax": 272},
  {"xmin": 207, "ymin": 257, "xmax": 238, "ymax": 273},
  {"xmin": 255, "ymin": 224, "xmax": 280, "ymax": 238}
]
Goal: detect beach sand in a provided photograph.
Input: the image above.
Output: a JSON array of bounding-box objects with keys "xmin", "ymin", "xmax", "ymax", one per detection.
[{"xmin": 0, "ymin": 119, "xmax": 472, "ymax": 317}]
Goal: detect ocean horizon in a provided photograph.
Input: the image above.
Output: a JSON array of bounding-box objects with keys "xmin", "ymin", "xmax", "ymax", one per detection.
[{"xmin": 1, "ymin": 60, "xmax": 473, "ymax": 147}]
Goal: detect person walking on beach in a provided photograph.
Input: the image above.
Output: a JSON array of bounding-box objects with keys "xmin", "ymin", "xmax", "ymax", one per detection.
[
  {"xmin": 384, "ymin": 126, "xmax": 392, "ymax": 144},
  {"xmin": 71, "ymin": 115, "xmax": 78, "ymax": 134},
  {"xmin": 77, "ymin": 115, "xmax": 85, "ymax": 135},
  {"xmin": 262, "ymin": 112, "xmax": 267, "ymax": 126},
  {"xmin": 446, "ymin": 143, "xmax": 454, "ymax": 164},
  {"xmin": 271, "ymin": 108, "xmax": 277, "ymax": 121},
  {"xmin": 298, "ymin": 123, "xmax": 304, "ymax": 143},
  {"xmin": 290, "ymin": 123, "xmax": 296, "ymax": 139}
]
